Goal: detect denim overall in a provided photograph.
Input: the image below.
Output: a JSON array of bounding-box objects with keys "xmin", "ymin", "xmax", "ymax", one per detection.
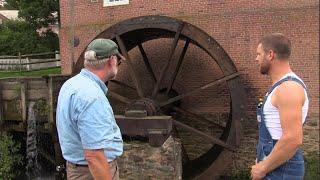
[{"xmin": 256, "ymin": 76, "xmax": 306, "ymax": 180}]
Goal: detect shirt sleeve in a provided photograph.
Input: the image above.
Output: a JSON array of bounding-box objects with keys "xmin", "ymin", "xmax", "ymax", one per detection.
[{"xmin": 75, "ymin": 96, "xmax": 116, "ymax": 150}]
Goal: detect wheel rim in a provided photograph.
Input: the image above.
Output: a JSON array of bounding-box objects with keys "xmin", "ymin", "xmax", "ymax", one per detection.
[{"xmin": 75, "ymin": 15, "xmax": 246, "ymax": 179}]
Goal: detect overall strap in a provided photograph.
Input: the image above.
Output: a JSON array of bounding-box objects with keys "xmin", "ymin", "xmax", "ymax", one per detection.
[
  {"xmin": 267, "ymin": 76, "xmax": 307, "ymax": 96},
  {"xmin": 261, "ymin": 76, "xmax": 308, "ymax": 136},
  {"xmin": 262, "ymin": 76, "xmax": 306, "ymax": 106}
]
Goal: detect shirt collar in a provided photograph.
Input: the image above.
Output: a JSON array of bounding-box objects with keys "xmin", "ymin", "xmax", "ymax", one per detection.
[{"xmin": 80, "ymin": 68, "xmax": 108, "ymax": 94}]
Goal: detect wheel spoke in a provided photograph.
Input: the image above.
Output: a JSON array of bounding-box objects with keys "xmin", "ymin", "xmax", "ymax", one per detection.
[
  {"xmin": 172, "ymin": 106, "xmax": 225, "ymax": 129},
  {"xmin": 116, "ymin": 35, "xmax": 144, "ymax": 98},
  {"xmin": 110, "ymin": 80, "xmax": 135, "ymax": 91},
  {"xmin": 166, "ymin": 39, "xmax": 190, "ymax": 95},
  {"xmin": 151, "ymin": 23, "xmax": 185, "ymax": 98},
  {"xmin": 138, "ymin": 43, "xmax": 157, "ymax": 82},
  {"xmin": 173, "ymin": 120, "xmax": 235, "ymax": 151},
  {"xmin": 107, "ymin": 90, "xmax": 131, "ymax": 104},
  {"xmin": 160, "ymin": 72, "xmax": 239, "ymax": 107},
  {"xmin": 172, "ymin": 126, "xmax": 190, "ymax": 163}
]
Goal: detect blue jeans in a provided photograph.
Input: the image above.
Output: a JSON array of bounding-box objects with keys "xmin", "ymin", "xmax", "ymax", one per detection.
[{"xmin": 257, "ymin": 136, "xmax": 304, "ymax": 180}]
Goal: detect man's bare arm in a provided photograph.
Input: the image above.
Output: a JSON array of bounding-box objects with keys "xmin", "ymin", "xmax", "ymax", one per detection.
[
  {"xmin": 259, "ymin": 81, "xmax": 305, "ymax": 173},
  {"xmin": 84, "ymin": 149, "xmax": 112, "ymax": 180}
]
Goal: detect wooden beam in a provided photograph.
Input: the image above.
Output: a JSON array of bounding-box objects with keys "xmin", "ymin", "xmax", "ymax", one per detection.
[
  {"xmin": 20, "ymin": 80, "xmax": 27, "ymax": 123},
  {"xmin": 47, "ymin": 77, "xmax": 54, "ymax": 125},
  {"xmin": 173, "ymin": 120, "xmax": 235, "ymax": 151},
  {"xmin": 152, "ymin": 23, "xmax": 184, "ymax": 98},
  {"xmin": 116, "ymin": 35, "xmax": 144, "ymax": 98},
  {"xmin": 0, "ymin": 82, "xmax": 3, "ymax": 123},
  {"xmin": 160, "ymin": 72, "xmax": 239, "ymax": 107}
]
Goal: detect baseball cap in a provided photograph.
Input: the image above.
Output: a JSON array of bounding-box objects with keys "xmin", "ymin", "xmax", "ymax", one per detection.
[{"xmin": 87, "ymin": 38, "xmax": 125, "ymax": 60}]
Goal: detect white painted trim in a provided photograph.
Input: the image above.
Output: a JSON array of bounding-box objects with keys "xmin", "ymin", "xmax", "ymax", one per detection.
[{"xmin": 103, "ymin": 0, "xmax": 129, "ymax": 7}]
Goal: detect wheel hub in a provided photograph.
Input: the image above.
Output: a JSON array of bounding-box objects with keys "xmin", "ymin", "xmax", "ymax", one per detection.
[{"xmin": 126, "ymin": 98, "xmax": 159, "ymax": 116}]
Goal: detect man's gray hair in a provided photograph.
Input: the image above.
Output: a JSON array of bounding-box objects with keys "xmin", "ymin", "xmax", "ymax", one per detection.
[{"xmin": 84, "ymin": 50, "xmax": 109, "ymax": 68}]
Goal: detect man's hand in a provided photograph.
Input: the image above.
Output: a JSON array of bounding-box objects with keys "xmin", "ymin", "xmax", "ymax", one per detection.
[{"xmin": 251, "ymin": 162, "xmax": 267, "ymax": 180}]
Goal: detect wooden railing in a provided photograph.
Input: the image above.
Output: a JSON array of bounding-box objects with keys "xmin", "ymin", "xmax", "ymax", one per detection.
[{"xmin": 0, "ymin": 51, "xmax": 60, "ymax": 72}]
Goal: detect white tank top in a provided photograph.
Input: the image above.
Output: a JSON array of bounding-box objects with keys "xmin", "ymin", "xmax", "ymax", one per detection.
[{"xmin": 263, "ymin": 72, "xmax": 309, "ymax": 140}]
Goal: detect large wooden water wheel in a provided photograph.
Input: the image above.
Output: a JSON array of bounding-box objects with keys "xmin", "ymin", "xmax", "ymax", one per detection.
[{"xmin": 75, "ymin": 16, "xmax": 246, "ymax": 179}]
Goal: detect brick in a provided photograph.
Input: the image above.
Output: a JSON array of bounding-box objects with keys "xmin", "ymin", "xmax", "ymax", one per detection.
[{"xmin": 59, "ymin": 0, "xmax": 319, "ymax": 119}]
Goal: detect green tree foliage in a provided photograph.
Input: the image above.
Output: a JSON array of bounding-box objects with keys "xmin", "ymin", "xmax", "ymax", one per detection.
[
  {"xmin": 2, "ymin": 0, "xmax": 19, "ymax": 10},
  {"xmin": 1, "ymin": 0, "xmax": 59, "ymax": 55},
  {"xmin": 0, "ymin": 133, "xmax": 23, "ymax": 179},
  {"xmin": 0, "ymin": 20, "xmax": 59, "ymax": 55},
  {"xmin": 4, "ymin": 0, "xmax": 59, "ymax": 29}
]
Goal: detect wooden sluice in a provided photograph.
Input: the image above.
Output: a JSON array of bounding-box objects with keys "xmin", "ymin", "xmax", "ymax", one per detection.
[{"xmin": 0, "ymin": 75, "xmax": 70, "ymax": 177}]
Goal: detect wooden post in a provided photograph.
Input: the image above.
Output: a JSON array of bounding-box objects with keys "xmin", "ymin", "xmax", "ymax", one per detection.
[
  {"xmin": 47, "ymin": 77, "xmax": 54, "ymax": 128},
  {"xmin": 18, "ymin": 52, "xmax": 22, "ymax": 74},
  {"xmin": 55, "ymin": 51, "xmax": 60, "ymax": 67},
  {"xmin": 26, "ymin": 57, "xmax": 30, "ymax": 71},
  {"xmin": 47, "ymin": 77, "xmax": 64, "ymax": 173},
  {"xmin": 20, "ymin": 80, "xmax": 27, "ymax": 125},
  {"xmin": 0, "ymin": 82, "xmax": 3, "ymax": 123}
]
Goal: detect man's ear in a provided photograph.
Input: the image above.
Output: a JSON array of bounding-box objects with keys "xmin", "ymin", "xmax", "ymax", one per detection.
[
  {"xmin": 268, "ymin": 50, "xmax": 275, "ymax": 61},
  {"xmin": 108, "ymin": 56, "xmax": 116, "ymax": 66},
  {"xmin": 106, "ymin": 57, "xmax": 114, "ymax": 67}
]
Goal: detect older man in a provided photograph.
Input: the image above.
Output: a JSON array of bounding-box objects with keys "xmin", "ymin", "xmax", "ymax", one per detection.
[
  {"xmin": 251, "ymin": 33, "xmax": 309, "ymax": 180},
  {"xmin": 56, "ymin": 38, "xmax": 125, "ymax": 180}
]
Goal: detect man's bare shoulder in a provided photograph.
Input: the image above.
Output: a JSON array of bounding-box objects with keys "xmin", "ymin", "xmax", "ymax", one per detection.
[{"xmin": 274, "ymin": 81, "xmax": 305, "ymax": 106}]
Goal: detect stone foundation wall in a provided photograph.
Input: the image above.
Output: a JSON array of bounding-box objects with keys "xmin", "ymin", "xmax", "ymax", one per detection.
[{"xmin": 118, "ymin": 136, "xmax": 182, "ymax": 180}]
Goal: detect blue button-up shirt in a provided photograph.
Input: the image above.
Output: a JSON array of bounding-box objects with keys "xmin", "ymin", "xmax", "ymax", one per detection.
[{"xmin": 56, "ymin": 69, "xmax": 123, "ymax": 164}]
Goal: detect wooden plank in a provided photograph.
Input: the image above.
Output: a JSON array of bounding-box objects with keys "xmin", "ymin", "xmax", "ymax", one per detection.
[
  {"xmin": 2, "ymin": 90, "xmax": 19, "ymax": 100},
  {"xmin": 0, "ymin": 123, "xmax": 50, "ymax": 133},
  {"xmin": 0, "ymin": 123, "xmax": 25, "ymax": 132},
  {"xmin": 0, "ymin": 82, "xmax": 3, "ymax": 122},
  {"xmin": 115, "ymin": 115, "xmax": 172, "ymax": 137},
  {"xmin": 18, "ymin": 52, "xmax": 22, "ymax": 73},
  {"xmin": 151, "ymin": 23, "xmax": 184, "ymax": 98},
  {"xmin": 1, "ymin": 77, "xmax": 44, "ymax": 81},
  {"xmin": 2, "ymin": 100, "xmax": 22, "ymax": 121},
  {"xmin": 166, "ymin": 39, "xmax": 190, "ymax": 94},
  {"xmin": 0, "ymin": 55, "xmax": 19, "ymax": 59},
  {"xmin": 116, "ymin": 35, "xmax": 144, "ymax": 98},
  {"xmin": 28, "ymin": 81, "xmax": 47, "ymax": 89},
  {"xmin": 107, "ymin": 91, "xmax": 131, "ymax": 104},
  {"xmin": 160, "ymin": 72, "xmax": 239, "ymax": 107},
  {"xmin": 19, "ymin": 59, "xmax": 60, "ymax": 65},
  {"xmin": 173, "ymin": 120, "xmax": 235, "ymax": 151},
  {"xmin": 0, "ymin": 81, "xmax": 20, "ymax": 90},
  {"xmin": 20, "ymin": 81, "xmax": 27, "ymax": 122},
  {"xmin": 48, "ymin": 76, "xmax": 65, "ymax": 168},
  {"xmin": 21, "ymin": 51, "xmax": 57, "ymax": 57},
  {"xmin": 47, "ymin": 77, "xmax": 54, "ymax": 124},
  {"xmin": 2, "ymin": 89, "xmax": 46, "ymax": 100},
  {"xmin": 138, "ymin": 43, "xmax": 157, "ymax": 82},
  {"xmin": 28, "ymin": 90, "xmax": 47, "ymax": 100},
  {"xmin": 1, "ymin": 81, "xmax": 46, "ymax": 90}
]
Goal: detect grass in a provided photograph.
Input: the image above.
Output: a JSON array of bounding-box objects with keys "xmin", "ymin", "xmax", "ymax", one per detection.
[
  {"xmin": 229, "ymin": 168, "xmax": 251, "ymax": 180},
  {"xmin": 0, "ymin": 67, "xmax": 61, "ymax": 78},
  {"xmin": 305, "ymin": 153, "xmax": 320, "ymax": 180}
]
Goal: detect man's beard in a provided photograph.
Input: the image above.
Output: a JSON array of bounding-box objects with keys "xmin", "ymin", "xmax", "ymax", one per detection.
[
  {"xmin": 104, "ymin": 68, "xmax": 118, "ymax": 82},
  {"xmin": 259, "ymin": 59, "xmax": 270, "ymax": 75},
  {"xmin": 108, "ymin": 72, "xmax": 117, "ymax": 80}
]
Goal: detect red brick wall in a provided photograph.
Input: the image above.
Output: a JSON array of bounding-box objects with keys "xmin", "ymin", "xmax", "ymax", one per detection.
[{"xmin": 59, "ymin": 0, "xmax": 319, "ymax": 118}]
